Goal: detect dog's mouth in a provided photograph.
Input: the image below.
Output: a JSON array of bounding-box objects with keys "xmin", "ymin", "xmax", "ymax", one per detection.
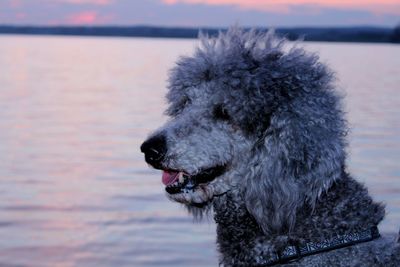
[{"xmin": 161, "ymin": 165, "xmax": 227, "ymax": 195}]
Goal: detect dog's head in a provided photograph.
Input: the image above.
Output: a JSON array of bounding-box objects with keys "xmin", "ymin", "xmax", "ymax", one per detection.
[{"xmin": 141, "ymin": 28, "xmax": 347, "ymax": 233}]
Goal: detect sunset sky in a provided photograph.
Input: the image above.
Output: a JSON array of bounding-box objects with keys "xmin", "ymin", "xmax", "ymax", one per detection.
[{"xmin": 1, "ymin": 0, "xmax": 399, "ymax": 27}]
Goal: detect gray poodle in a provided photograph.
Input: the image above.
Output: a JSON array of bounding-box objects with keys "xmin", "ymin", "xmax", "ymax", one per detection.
[{"xmin": 141, "ymin": 28, "xmax": 400, "ymax": 266}]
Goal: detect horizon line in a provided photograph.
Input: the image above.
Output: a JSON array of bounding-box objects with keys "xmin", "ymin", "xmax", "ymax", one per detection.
[{"xmin": 0, "ymin": 24, "xmax": 397, "ymax": 29}]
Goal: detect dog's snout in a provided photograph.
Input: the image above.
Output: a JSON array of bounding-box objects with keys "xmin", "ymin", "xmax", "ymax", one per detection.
[{"xmin": 140, "ymin": 134, "xmax": 167, "ymax": 167}]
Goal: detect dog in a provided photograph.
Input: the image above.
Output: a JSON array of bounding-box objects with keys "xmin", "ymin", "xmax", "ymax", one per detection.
[{"xmin": 141, "ymin": 28, "xmax": 400, "ymax": 266}]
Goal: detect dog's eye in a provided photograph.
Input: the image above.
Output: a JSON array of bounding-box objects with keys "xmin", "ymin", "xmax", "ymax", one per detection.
[{"xmin": 213, "ymin": 105, "xmax": 230, "ymax": 121}]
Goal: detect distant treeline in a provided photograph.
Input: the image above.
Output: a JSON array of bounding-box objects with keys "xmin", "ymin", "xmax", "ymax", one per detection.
[{"xmin": 0, "ymin": 25, "xmax": 399, "ymax": 43}]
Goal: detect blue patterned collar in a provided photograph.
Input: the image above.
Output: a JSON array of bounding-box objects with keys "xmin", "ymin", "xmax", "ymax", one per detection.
[{"xmin": 264, "ymin": 226, "xmax": 380, "ymax": 266}]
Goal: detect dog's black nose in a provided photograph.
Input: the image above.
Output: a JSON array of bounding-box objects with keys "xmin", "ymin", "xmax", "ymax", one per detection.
[{"xmin": 140, "ymin": 134, "xmax": 167, "ymax": 167}]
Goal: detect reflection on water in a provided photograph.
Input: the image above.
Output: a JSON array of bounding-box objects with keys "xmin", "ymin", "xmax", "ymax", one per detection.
[{"xmin": 0, "ymin": 35, "xmax": 399, "ymax": 267}]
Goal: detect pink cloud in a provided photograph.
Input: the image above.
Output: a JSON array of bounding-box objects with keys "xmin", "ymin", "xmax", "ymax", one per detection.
[
  {"xmin": 8, "ymin": 0, "xmax": 23, "ymax": 8},
  {"xmin": 67, "ymin": 11, "xmax": 97, "ymax": 24},
  {"xmin": 16, "ymin": 12, "xmax": 26, "ymax": 19},
  {"xmin": 161, "ymin": 0, "xmax": 400, "ymax": 15},
  {"xmin": 65, "ymin": 11, "xmax": 113, "ymax": 24},
  {"xmin": 58, "ymin": 0, "xmax": 112, "ymax": 5}
]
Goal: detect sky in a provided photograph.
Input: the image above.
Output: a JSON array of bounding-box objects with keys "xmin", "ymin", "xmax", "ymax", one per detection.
[{"xmin": 0, "ymin": 0, "xmax": 399, "ymax": 27}]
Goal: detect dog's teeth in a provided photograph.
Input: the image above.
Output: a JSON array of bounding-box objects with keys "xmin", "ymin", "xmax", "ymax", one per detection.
[
  {"xmin": 178, "ymin": 172, "xmax": 185, "ymax": 183},
  {"xmin": 169, "ymin": 180, "xmax": 180, "ymax": 187}
]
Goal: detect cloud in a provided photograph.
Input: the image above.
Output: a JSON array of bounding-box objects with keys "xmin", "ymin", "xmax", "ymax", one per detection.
[
  {"xmin": 58, "ymin": 0, "xmax": 113, "ymax": 5},
  {"xmin": 16, "ymin": 12, "xmax": 26, "ymax": 19},
  {"xmin": 1, "ymin": 0, "xmax": 399, "ymax": 27},
  {"xmin": 65, "ymin": 10, "xmax": 113, "ymax": 24},
  {"xmin": 161, "ymin": 0, "xmax": 400, "ymax": 15},
  {"xmin": 66, "ymin": 11, "xmax": 98, "ymax": 24},
  {"xmin": 8, "ymin": 0, "xmax": 23, "ymax": 8}
]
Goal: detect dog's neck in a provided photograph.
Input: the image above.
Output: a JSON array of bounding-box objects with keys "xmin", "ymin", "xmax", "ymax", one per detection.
[{"xmin": 212, "ymin": 173, "xmax": 385, "ymax": 265}]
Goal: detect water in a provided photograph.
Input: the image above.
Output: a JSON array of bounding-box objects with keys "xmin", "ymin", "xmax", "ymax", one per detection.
[{"xmin": 0, "ymin": 35, "xmax": 399, "ymax": 267}]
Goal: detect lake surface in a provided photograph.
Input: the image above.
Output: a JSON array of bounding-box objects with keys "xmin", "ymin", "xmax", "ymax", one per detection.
[{"xmin": 0, "ymin": 35, "xmax": 399, "ymax": 267}]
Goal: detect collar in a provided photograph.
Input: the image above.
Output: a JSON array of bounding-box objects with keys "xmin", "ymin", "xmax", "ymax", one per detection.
[{"xmin": 264, "ymin": 226, "xmax": 380, "ymax": 266}]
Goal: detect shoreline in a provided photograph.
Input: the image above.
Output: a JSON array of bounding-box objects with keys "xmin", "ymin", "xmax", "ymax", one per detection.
[{"xmin": 0, "ymin": 25, "xmax": 399, "ymax": 44}]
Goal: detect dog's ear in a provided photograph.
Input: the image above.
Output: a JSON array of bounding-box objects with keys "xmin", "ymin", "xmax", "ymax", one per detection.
[{"xmin": 243, "ymin": 105, "xmax": 346, "ymax": 235}]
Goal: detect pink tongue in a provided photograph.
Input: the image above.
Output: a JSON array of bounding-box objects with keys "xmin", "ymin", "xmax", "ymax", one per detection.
[{"xmin": 162, "ymin": 171, "xmax": 180, "ymax": 186}]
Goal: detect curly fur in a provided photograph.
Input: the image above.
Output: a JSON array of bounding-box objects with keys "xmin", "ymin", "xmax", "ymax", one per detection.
[{"xmin": 142, "ymin": 27, "xmax": 400, "ymax": 266}]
